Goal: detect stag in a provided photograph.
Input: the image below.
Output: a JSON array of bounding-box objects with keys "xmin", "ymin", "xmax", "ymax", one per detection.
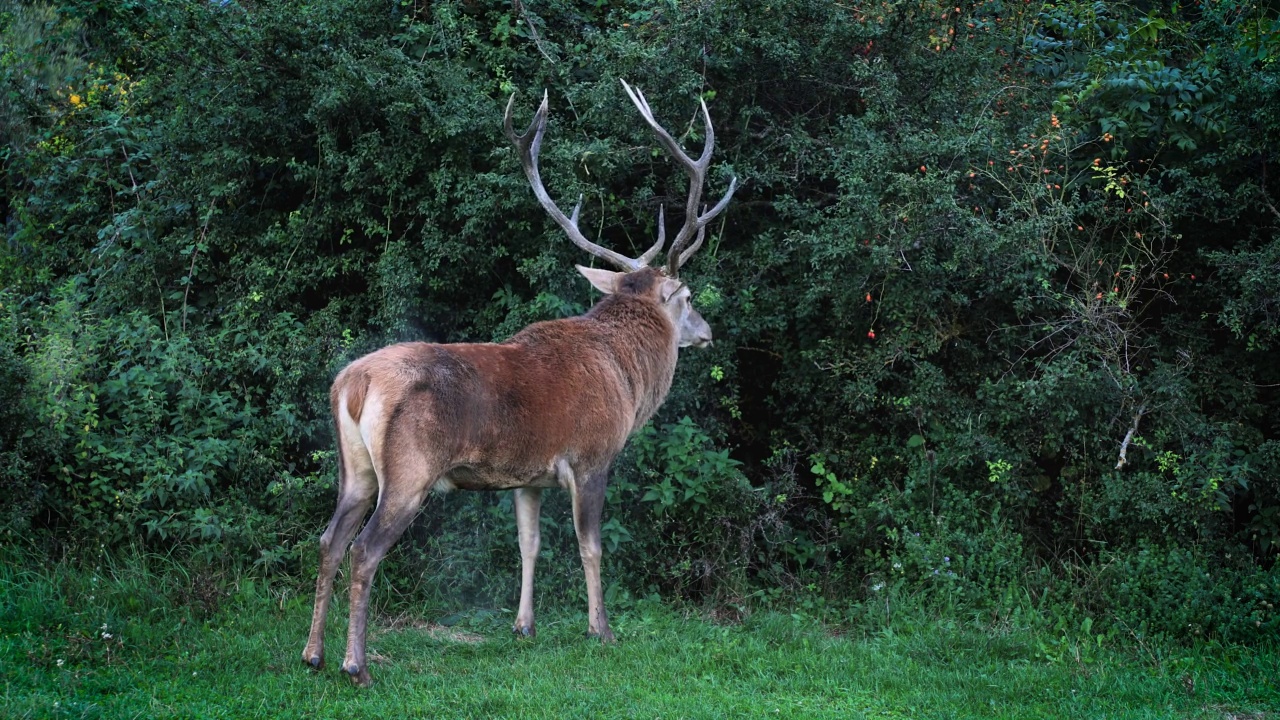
[{"xmin": 302, "ymin": 80, "xmax": 737, "ymax": 686}]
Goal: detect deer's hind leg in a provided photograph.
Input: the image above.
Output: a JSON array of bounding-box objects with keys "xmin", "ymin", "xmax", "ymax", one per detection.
[
  {"xmin": 303, "ymin": 440, "xmax": 377, "ymax": 670},
  {"xmin": 340, "ymin": 443, "xmax": 443, "ymax": 687}
]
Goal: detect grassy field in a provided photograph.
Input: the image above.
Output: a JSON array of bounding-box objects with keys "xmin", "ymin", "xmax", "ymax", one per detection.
[{"xmin": 2, "ymin": 554, "xmax": 1277, "ymax": 719}]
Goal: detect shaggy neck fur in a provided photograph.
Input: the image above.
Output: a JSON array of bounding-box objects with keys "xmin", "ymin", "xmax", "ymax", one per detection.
[{"xmin": 585, "ymin": 286, "xmax": 679, "ymax": 430}]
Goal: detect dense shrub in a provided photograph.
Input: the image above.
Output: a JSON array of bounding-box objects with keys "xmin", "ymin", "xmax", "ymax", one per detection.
[{"xmin": 3, "ymin": 0, "xmax": 1279, "ymax": 641}]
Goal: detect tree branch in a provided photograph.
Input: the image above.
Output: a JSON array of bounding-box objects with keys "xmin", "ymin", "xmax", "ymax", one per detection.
[
  {"xmin": 182, "ymin": 199, "xmax": 216, "ymax": 334},
  {"xmin": 513, "ymin": 0, "xmax": 556, "ymax": 64},
  {"xmin": 1115, "ymin": 404, "xmax": 1147, "ymax": 470}
]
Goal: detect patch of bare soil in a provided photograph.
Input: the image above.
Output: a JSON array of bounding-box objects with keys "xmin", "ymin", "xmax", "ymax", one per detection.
[
  {"xmin": 1209, "ymin": 707, "xmax": 1269, "ymax": 720},
  {"xmin": 373, "ymin": 613, "xmax": 485, "ymax": 644}
]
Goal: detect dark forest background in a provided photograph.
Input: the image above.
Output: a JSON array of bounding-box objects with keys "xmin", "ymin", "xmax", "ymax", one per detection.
[{"xmin": 3, "ymin": 0, "xmax": 1279, "ymax": 642}]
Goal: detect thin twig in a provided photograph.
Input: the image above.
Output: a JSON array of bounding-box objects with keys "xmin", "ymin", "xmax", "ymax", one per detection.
[
  {"xmin": 513, "ymin": 0, "xmax": 556, "ymax": 64},
  {"xmin": 154, "ymin": 272, "xmax": 169, "ymax": 342},
  {"xmin": 182, "ymin": 199, "xmax": 216, "ymax": 334},
  {"xmin": 1260, "ymin": 161, "xmax": 1280, "ymax": 223},
  {"xmin": 120, "ymin": 143, "xmax": 139, "ymax": 194},
  {"xmin": 1115, "ymin": 403, "xmax": 1147, "ymax": 470}
]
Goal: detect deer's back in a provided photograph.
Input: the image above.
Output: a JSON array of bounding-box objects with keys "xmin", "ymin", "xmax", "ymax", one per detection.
[{"xmin": 332, "ymin": 327, "xmax": 635, "ymax": 485}]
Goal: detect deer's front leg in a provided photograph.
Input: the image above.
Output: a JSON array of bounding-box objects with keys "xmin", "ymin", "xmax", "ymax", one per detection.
[
  {"xmin": 569, "ymin": 467, "xmax": 613, "ymax": 642},
  {"xmin": 512, "ymin": 486, "xmax": 542, "ymax": 637}
]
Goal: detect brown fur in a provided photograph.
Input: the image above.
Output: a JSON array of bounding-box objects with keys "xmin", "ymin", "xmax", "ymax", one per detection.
[
  {"xmin": 330, "ymin": 270, "xmax": 677, "ymax": 481},
  {"xmin": 340, "ymin": 369, "xmax": 368, "ymax": 424}
]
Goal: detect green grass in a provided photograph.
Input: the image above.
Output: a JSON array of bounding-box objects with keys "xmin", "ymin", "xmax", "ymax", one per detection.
[{"xmin": 2, "ymin": 553, "xmax": 1277, "ymax": 719}]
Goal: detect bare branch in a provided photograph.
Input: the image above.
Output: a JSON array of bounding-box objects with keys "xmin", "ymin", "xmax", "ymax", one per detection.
[
  {"xmin": 1261, "ymin": 162, "xmax": 1280, "ymax": 223},
  {"xmin": 1115, "ymin": 404, "xmax": 1147, "ymax": 470},
  {"xmin": 181, "ymin": 199, "xmax": 216, "ymax": 334},
  {"xmin": 511, "ymin": 0, "xmax": 556, "ymax": 64}
]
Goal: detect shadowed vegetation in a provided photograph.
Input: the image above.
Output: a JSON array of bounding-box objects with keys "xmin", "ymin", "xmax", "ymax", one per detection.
[{"xmin": 3, "ymin": 0, "xmax": 1280, "ymax": 702}]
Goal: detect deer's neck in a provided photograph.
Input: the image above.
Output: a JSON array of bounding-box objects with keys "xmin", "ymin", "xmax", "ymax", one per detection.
[{"xmin": 587, "ymin": 295, "xmax": 679, "ymax": 429}]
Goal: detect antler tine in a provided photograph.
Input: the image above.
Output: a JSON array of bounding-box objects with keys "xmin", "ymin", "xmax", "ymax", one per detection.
[
  {"xmin": 619, "ymin": 79, "xmax": 737, "ymax": 276},
  {"xmin": 620, "ymin": 80, "xmax": 704, "ymax": 172},
  {"xmin": 670, "ymin": 174, "xmax": 737, "ymax": 272},
  {"xmin": 505, "ymin": 91, "xmax": 644, "ymax": 272},
  {"xmin": 676, "ymin": 206, "xmax": 709, "ymax": 269}
]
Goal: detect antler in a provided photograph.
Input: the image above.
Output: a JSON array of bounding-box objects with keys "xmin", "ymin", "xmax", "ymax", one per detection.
[
  {"xmin": 504, "ymin": 91, "xmax": 664, "ymax": 272},
  {"xmin": 619, "ymin": 79, "xmax": 738, "ymax": 277}
]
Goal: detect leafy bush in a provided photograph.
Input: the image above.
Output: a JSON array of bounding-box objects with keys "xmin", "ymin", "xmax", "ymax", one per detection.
[
  {"xmin": 3, "ymin": 0, "xmax": 1280, "ymax": 642},
  {"xmin": 1099, "ymin": 544, "xmax": 1280, "ymax": 643},
  {"xmin": 612, "ymin": 416, "xmax": 762, "ymax": 599}
]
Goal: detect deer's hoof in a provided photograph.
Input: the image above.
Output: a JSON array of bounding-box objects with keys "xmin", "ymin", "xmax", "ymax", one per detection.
[
  {"xmin": 346, "ymin": 663, "xmax": 372, "ymax": 687},
  {"xmin": 588, "ymin": 628, "xmax": 616, "ymax": 644}
]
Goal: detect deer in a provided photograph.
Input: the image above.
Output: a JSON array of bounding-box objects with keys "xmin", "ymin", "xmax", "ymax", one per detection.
[{"xmin": 301, "ymin": 79, "xmax": 737, "ymax": 687}]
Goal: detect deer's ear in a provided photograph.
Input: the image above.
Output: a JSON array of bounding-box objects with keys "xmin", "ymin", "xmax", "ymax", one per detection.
[
  {"xmin": 658, "ymin": 277, "xmax": 685, "ymax": 303},
  {"xmin": 576, "ymin": 265, "xmax": 623, "ymax": 295}
]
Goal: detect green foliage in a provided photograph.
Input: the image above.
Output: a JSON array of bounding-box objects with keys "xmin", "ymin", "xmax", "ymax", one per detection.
[
  {"xmin": 633, "ymin": 417, "xmax": 747, "ymax": 512},
  {"xmin": 1099, "ymin": 544, "xmax": 1280, "ymax": 643},
  {"xmin": 3, "ymin": 0, "xmax": 1280, "ymax": 644},
  {"xmin": 610, "ymin": 417, "xmax": 764, "ymax": 599},
  {"xmin": 7, "ymin": 279, "xmax": 331, "ymax": 560},
  {"xmin": 1030, "ymin": 2, "xmax": 1229, "ymax": 152}
]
